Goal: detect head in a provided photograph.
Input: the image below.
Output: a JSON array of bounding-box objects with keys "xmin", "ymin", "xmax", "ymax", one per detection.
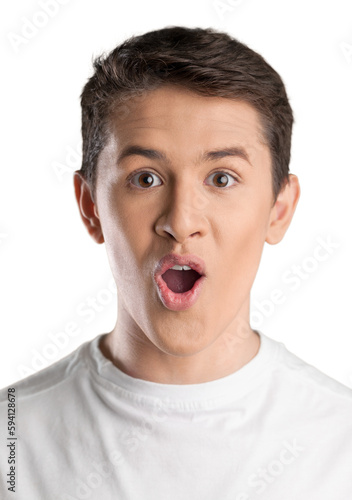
[{"xmin": 74, "ymin": 26, "xmax": 300, "ymax": 358}]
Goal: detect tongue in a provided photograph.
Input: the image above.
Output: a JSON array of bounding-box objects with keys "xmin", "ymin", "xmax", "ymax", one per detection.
[{"xmin": 162, "ymin": 269, "xmax": 200, "ymax": 293}]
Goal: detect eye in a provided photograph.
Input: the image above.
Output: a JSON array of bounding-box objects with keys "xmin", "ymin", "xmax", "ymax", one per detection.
[
  {"xmin": 205, "ymin": 171, "xmax": 238, "ymax": 188},
  {"xmin": 129, "ymin": 171, "xmax": 162, "ymax": 189}
]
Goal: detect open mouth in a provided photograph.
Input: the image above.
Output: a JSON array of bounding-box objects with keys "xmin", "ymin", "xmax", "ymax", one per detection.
[
  {"xmin": 161, "ymin": 268, "xmax": 202, "ymax": 294},
  {"xmin": 154, "ymin": 255, "xmax": 206, "ymax": 311}
]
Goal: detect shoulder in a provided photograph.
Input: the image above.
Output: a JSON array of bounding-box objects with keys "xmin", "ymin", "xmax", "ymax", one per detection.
[
  {"xmin": 0, "ymin": 337, "xmax": 93, "ymax": 405},
  {"xmin": 269, "ymin": 335, "xmax": 352, "ymax": 414},
  {"xmin": 280, "ymin": 341, "xmax": 351, "ymax": 396}
]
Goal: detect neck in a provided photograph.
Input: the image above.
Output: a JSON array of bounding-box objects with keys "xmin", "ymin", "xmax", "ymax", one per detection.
[{"xmin": 99, "ymin": 300, "xmax": 260, "ymax": 385}]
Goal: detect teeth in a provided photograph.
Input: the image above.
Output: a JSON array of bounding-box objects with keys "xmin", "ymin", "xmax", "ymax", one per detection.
[{"xmin": 170, "ymin": 265, "xmax": 192, "ymax": 271}]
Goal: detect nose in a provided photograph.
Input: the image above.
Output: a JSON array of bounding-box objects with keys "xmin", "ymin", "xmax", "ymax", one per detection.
[{"xmin": 154, "ymin": 180, "xmax": 209, "ymax": 243}]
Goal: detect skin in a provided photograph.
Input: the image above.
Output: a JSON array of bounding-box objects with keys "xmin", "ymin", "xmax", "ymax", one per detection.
[{"xmin": 74, "ymin": 84, "xmax": 300, "ymax": 384}]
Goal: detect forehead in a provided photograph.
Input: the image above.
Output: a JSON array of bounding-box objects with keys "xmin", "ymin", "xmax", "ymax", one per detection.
[{"xmin": 103, "ymin": 85, "xmax": 269, "ymax": 169}]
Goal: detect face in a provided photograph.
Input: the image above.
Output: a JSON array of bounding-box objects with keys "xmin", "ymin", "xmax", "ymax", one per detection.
[{"xmin": 88, "ymin": 85, "xmax": 284, "ymax": 356}]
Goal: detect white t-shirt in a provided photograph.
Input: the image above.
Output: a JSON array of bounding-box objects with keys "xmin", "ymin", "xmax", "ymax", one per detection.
[{"xmin": 1, "ymin": 330, "xmax": 351, "ymax": 500}]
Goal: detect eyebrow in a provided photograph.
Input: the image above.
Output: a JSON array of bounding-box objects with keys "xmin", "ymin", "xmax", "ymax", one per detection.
[{"xmin": 117, "ymin": 145, "xmax": 252, "ymax": 166}]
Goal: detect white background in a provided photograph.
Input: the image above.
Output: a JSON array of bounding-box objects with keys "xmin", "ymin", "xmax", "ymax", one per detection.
[{"xmin": 1, "ymin": 0, "xmax": 351, "ymax": 388}]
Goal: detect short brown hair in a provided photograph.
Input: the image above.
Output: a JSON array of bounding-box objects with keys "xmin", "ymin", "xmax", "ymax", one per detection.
[{"xmin": 79, "ymin": 26, "xmax": 294, "ymax": 203}]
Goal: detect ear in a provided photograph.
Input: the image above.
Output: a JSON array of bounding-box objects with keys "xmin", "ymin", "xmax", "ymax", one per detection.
[
  {"xmin": 265, "ymin": 174, "xmax": 300, "ymax": 245},
  {"xmin": 73, "ymin": 172, "xmax": 104, "ymax": 244}
]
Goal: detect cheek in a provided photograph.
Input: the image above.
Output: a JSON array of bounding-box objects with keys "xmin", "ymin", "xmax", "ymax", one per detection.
[
  {"xmin": 229, "ymin": 231, "xmax": 263, "ymax": 279},
  {"xmin": 99, "ymin": 191, "xmax": 156, "ymax": 294},
  {"xmin": 102, "ymin": 186, "xmax": 142, "ymax": 245},
  {"xmin": 218, "ymin": 204, "xmax": 270, "ymax": 289},
  {"xmin": 98, "ymin": 199, "xmax": 136, "ymax": 284}
]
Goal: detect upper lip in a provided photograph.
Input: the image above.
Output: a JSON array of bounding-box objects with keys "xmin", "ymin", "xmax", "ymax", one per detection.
[{"xmin": 154, "ymin": 253, "xmax": 207, "ymax": 279}]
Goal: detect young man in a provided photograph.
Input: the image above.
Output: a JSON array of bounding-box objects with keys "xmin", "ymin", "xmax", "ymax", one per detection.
[{"xmin": 1, "ymin": 26, "xmax": 351, "ymax": 499}]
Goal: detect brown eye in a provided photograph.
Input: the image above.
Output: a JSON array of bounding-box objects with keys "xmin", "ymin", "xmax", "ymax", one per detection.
[
  {"xmin": 130, "ymin": 172, "xmax": 162, "ymax": 189},
  {"xmin": 206, "ymin": 172, "xmax": 237, "ymax": 188}
]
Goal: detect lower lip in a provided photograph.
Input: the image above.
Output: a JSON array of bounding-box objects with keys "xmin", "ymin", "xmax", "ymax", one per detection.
[{"xmin": 154, "ymin": 274, "xmax": 206, "ymax": 311}]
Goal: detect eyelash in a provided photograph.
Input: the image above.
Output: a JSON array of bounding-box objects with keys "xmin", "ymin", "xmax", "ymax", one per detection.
[{"xmin": 126, "ymin": 170, "xmax": 240, "ymax": 190}]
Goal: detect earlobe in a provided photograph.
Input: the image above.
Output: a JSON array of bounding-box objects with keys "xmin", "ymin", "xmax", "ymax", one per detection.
[
  {"xmin": 265, "ymin": 174, "xmax": 300, "ymax": 245},
  {"xmin": 73, "ymin": 171, "xmax": 104, "ymax": 244}
]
